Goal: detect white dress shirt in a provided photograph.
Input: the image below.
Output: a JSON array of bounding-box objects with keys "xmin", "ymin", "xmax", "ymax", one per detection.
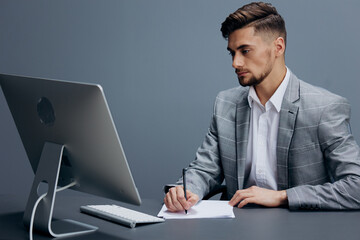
[{"xmin": 244, "ymin": 67, "xmax": 290, "ymax": 190}]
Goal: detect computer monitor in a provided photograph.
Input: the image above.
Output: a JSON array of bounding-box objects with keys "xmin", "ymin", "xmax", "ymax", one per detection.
[{"xmin": 0, "ymin": 74, "xmax": 141, "ymax": 238}]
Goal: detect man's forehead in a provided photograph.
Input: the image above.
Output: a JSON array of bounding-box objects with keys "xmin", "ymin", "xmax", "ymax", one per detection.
[
  {"xmin": 227, "ymin": 27, "xmax": 258, "ymax": 49},
  {"xmin": 227, "ymin": 27, "xmax": 271, "ymax": 50}
]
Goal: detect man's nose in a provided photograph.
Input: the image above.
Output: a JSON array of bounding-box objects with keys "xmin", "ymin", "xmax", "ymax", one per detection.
[{"xmin": 232, "ymin": 54, "xmax": 244, "ymax": 69}]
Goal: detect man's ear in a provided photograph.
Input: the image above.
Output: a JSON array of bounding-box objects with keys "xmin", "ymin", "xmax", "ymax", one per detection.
[{"xmin": 274, "ymin": 37, "xmax": 285, "ymax": 57}]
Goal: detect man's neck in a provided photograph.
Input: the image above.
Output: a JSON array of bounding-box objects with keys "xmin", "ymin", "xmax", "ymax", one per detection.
[{"xmin": 254, "ymin": 64, "xmax": 287, "ymax": 106}]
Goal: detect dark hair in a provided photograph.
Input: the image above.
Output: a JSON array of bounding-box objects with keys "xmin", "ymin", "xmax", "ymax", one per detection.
[{"xmin": 221, "ymin": 2, "xmax": 286, "ymax": 45}]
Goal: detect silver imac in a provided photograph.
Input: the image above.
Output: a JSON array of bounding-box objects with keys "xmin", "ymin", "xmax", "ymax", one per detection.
[{"xmin": 0, "ymin": 74, "xmax": 141, "ymax": 238}]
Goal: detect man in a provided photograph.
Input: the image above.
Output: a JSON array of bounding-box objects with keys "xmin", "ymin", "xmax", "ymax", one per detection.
[{"xmin": 164, "ymin": 2, "xmax": 360, "ymax": 211}]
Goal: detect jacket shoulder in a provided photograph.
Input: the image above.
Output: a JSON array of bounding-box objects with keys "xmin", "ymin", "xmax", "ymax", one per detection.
[
  {"xmin": 298, "ymin": 79, "xmax": 348, "ymax": 105},
  {"xmin": 216, "ymin": 86, "xmax": 248, "ymax": 105}
]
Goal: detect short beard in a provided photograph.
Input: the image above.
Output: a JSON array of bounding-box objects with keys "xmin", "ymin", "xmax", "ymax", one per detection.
[
  {"xmin": 238, "ymin": 63, "xmax": 273, "ymax": 87},
  {"xmin": 238, "ymin": 74, "xmax": 265, "ymax": 87}
]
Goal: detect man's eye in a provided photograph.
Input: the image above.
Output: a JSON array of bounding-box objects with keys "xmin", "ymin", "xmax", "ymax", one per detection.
[
  {"xmin": 228, "ymin": 52, "xmax": 235, "ymax": 57},
  {"xmin": 242, "ymin": 50, "xmax": 249, "ymax": 54}
]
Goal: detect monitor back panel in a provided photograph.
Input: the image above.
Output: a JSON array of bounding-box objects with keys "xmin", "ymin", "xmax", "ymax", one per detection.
[{"xmin": 0, "ymin": 74, "xmax": 141, "ymax": 205}]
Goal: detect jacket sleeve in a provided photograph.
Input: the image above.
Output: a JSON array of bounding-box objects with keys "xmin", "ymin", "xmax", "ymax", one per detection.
[
  {"xmin": 174, "ymin": 96, "xmax": 225, "ymax": 200},
  {"xmin": 287, "ymin": 97, "xmax": 360, "ymax": 210}
]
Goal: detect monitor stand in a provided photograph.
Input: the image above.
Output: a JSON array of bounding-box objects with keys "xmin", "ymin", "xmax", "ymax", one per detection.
[{"xmin": 23, "ymin": 142, "xmax": 98, "ymax": 238}]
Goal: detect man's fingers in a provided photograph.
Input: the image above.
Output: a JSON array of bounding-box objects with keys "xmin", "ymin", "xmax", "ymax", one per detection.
[
  {"xmin": 229, "ymin": 191, "xmax": 252, "ymax": 206},
  {"xmin": 237, "ymin": 197, "xmax": 255, "ymax": 208},
  {"xmin": 228, "ymin": 186, "xmax": 287, "ymax": 208},
  {"xmin": 187, "ymin": 192, "xmax": 199, "ymax": 208},
  {"xmin": 164, "ymin": 192, "xmax": 176, "ymax": 212},
  {"xmin": 169, "ymin": 187, "xmax": 185, "ymax": 211},
  {"xmin": 164, "ymin": 187, "xmax": 199, "ymax": 212},
  {"xmin": 176, "ymin": 186, "xmax": 190, "ymax": 209}
]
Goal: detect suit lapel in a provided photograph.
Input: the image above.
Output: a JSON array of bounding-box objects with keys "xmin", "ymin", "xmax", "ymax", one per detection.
[
  {"xmin": 276, "ymin": 72, "xmax": 300, "ymax": 190},
  {"xmin": 235, "ymin": 91, "xmax": 251, "ymax": 190}
]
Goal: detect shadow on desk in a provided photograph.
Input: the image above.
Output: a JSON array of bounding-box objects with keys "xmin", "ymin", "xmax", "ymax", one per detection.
[{"xmin": 0, "ymin": 211, "xmax": 128, "ymax": 240}]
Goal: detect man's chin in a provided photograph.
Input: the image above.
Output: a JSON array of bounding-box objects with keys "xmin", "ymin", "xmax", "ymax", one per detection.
[
  {"xmin": 238, "ymin": 77, "xmax": 251, "ymax": 87},
  {"xmin": 238, "ymin": 76, "xmax": 263, "ymax": 87}
]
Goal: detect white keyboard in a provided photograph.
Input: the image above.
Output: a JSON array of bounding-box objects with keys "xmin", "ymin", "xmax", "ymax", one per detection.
[{"xmin": 80, "ymin": 204, "xmax": 165, "ymax": 228}]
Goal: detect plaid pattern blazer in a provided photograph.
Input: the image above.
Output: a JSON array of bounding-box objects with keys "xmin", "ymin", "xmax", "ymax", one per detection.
[{"xmin": 183, "ymin": 70, "xmax": 360, "ymax": 210}]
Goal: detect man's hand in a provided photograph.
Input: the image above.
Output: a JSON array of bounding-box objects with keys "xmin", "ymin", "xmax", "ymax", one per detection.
[
  {"xmin": 229, "ymin": 186, "xmax": 288, "ymax": 208},
  {"xmin": 164, "ymin": 186, "xmax": 199, "ymax": 212}
]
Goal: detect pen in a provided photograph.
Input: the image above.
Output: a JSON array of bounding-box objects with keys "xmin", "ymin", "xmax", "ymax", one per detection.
[{"xmin": 183, "ymin": 168, "xmax": 188, "ymax": 214}]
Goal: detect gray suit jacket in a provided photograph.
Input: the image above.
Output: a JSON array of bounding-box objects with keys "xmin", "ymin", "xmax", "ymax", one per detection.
[{"xmin": 180, "ymin": 70, "xmax": 360, "ymax": 210}]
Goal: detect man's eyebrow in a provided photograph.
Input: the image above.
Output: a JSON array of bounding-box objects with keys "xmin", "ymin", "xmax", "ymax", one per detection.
[{"xmin": 227, "ymin": 44, "xmax": 251, "ymax": 52}]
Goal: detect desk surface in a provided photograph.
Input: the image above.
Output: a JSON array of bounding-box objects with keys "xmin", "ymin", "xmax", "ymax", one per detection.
[{"xmin": 1, "ymin": 192, "xmax": 360, "ymax": 240}]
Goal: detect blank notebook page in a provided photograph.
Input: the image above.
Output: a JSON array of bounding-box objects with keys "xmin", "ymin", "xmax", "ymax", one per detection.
[{"xmin": 157, "ymin": 200, "xmax": 235, "ymax": 219}]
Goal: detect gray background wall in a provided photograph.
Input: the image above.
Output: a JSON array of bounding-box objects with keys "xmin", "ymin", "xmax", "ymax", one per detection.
[{"xmin": 0, "ymin": 0, "xmax": 359, "ymax": 201}]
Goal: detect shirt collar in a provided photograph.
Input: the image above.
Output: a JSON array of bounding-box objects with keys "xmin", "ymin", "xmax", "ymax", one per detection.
[
  {"xmin": 248, "ymin": 86, "xmax": 261, "ymax": 109},
  {"xmin": 247, "ymin": 66, "xmax": 290, "ymax": 112}
]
